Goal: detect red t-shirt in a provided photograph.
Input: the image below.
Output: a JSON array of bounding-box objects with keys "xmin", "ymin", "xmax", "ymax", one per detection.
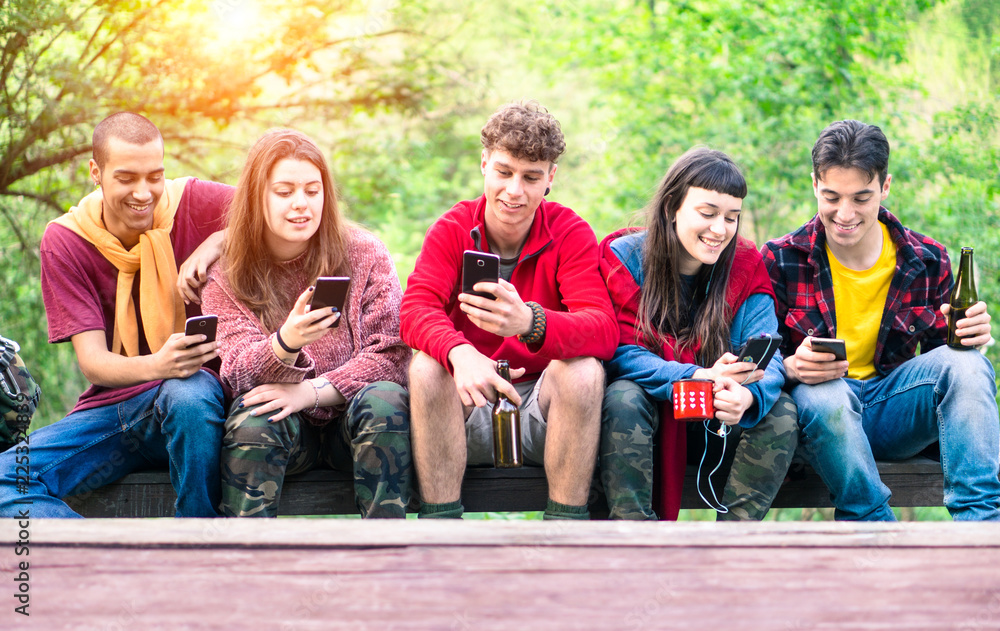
[{"xmin": 40, "ymin": 178, "xmax": 233, "ymax": 414}]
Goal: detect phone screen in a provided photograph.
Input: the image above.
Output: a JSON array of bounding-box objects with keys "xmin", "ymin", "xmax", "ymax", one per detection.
[{"xmin": 462, "ymin": 251, "xmax": 500, "ymax": 300}]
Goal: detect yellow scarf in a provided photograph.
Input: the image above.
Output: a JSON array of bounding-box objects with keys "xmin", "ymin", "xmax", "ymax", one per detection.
[{"xmin": 51, "ymin": 177, "xmax": 192, "ymax": 357}]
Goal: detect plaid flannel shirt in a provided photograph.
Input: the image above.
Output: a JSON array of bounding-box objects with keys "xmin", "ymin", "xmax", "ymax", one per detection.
[{"xmin": 761, "ymin": 207, "xmax": 952, "ymax": 378}]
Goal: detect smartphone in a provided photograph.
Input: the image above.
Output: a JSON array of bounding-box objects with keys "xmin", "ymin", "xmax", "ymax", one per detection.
[
  {"xmin": 735, "ymin": 333, "xmax": 782, "ymax": 372},
  {"xmin": 184, "ymin": 315, "xmax": 217, "ymax": 347},
  {"xmin": 462, "ymin": 250, "xmax": 500, "ymax": 300},
  {"xmin": 310, "ymin": 277, "xmax": 351, "ymax": 328},
  {"xmin": 810, "ymin": 337, "xmax": 847, "ymax": 361}
]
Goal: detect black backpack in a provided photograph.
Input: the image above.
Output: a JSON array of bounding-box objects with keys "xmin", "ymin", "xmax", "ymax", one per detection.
[{"xmin": 0, "ymin": 336, "xmax": 40, "ymax": 452}]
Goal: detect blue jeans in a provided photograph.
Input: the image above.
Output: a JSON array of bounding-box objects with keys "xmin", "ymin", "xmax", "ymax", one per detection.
[
  {"xmin": 0, "ymin": 371, "xmax": 225, "ymax": 518},
  {"xmin": 792, "ymin": 346, "xmax": 1000, "ymax": 521}
]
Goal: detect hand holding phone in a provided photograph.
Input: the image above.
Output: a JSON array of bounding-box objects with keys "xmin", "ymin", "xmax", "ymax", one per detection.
[
  {"xmin": 735, "ymin": 333, "xmax": 782, "ymax": 372},
  {"xmin": 785, "ymin": 336, "xmax": 848, "ymax": 385},
  {"xmin": 309, "ymin": 277, "xmax": 350, "ymax": 328},
  {"xmin": 184, "ymin": 315, "xmax": 217, "ymax": 348},
  {"xmin": 462, "ymin": 250, "xmax": 500, "ymax": 300},
  {"xmin": 809, "ymin": 337, "xmax": 847, "ymax": 361}
]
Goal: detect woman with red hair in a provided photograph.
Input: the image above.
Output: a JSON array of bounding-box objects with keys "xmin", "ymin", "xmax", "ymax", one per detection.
[{"xmin": 202, "ymin": 129, "xmax": 411, "ymax": 518}]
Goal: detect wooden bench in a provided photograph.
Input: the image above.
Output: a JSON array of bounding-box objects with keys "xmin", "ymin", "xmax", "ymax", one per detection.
[{"xmin": 64, "ymin": 457, "xmax": 946, "ymax": 517}]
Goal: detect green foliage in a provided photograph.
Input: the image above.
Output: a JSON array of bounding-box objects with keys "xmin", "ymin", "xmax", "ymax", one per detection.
[
  {"xmin": 0, "ymin": 196, "xmax": 87, "ymax": 426},
  {"xmin": 323, "ymin": 111, "xmax": 485, "ymax": 285},
  {"xmin": 521, "ymin": 0, "xmax": 938, "ymax": 245},
  {"xmin": 0, "ymin": 0, "xmax": 468, "ymax": 228}
]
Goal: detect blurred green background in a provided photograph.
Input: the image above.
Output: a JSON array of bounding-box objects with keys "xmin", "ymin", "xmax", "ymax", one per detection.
[{"xmin": 2, "ymin": 0, "xmax": 997, "ymax": 520}]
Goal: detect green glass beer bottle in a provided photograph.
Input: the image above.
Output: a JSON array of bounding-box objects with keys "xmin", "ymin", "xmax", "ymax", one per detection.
[
  {"xmin": 491, "ymin": 360, "xmax": 522, "ymax": 468},
  {"xmin": 947, "ymin": 247, "xmax": 978, "ymax": 350}
]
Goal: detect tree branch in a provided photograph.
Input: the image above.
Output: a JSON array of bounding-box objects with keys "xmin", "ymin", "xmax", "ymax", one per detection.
[
  {"xmin": 0, "ymin": 192, "xmax": 45, "ymax": 254},
  {"xmin": 0, "ymin": 109, "xmax": 91, "ymax": 187},
  {"xmin": 8, "ymin": 143, "xmax": 92, "ymax": 185},
  {"xmin": 1, "ymin": 188, "xmax": 64, "ymax": 214}
]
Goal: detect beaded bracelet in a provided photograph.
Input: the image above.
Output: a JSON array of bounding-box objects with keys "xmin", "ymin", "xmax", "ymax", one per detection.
[{"xmin": 517, "ymin": 301, "xmax": 546, "ymax": 345}]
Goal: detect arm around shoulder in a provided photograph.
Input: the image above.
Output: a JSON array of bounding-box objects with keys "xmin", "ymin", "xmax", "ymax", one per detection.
[{"xmin": 177, "ymin": 229, "xmax": 226, "ymax": 305}]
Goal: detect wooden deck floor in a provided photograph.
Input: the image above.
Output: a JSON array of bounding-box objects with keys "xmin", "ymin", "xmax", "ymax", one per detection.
[{"xmin": 2, "ymin": 519, "xmax": 999, "ymax": 630}]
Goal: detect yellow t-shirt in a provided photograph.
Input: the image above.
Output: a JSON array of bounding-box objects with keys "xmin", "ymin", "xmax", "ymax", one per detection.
[{"xmin": 827, "ymin": 222, "xmax": 897, "ymax": 381}]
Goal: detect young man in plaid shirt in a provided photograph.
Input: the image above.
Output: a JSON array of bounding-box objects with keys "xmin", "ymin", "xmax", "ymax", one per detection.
[{"xmin": 762, "ymin": 120, "xmax": 1000, "ymax": 521}]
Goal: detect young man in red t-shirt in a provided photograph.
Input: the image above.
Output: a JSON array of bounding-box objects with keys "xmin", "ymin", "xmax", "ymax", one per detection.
[
  {"xmin": 400, "ymin": 101, "xmax": 618, "ymax": 519},
  {"xmin": 0, "ymin": 112, "xmax": 232, "ymax": 517}
]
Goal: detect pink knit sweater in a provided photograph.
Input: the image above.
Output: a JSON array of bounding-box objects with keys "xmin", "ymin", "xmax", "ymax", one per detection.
[{"xmin": 202, "ymin": 227, "xmax": 410, "ymax": 425}]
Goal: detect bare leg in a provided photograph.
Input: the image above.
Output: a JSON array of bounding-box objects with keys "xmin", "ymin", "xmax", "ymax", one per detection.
[
  {"xmin": 409, "ymin": 351, "xmax": 468, "ymax": 504},
  {"xmin": 538, "ymin": 357, "xmax": 604, "ymax": 506}
]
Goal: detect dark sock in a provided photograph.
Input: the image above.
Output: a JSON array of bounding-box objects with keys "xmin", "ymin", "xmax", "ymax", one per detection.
[
  {"xmin": 419, "ymin": 500, "xmax": 464, "ymax": 519},
  {"xmin": 543, "ymin": 498, "xmax": 590, "ymax": 520}
]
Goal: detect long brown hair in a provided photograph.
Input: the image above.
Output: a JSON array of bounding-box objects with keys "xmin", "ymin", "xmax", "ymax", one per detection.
[
  {"xmin": 223, "ymin": 129, "xmax": 351, "ymax": 331},
  {"xmin": 637, "ymin": 147, "xmax": 747, "ymax": 364}
]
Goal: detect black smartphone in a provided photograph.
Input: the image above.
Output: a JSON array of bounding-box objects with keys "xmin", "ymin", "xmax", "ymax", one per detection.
[
  {"xmin": 735, "ymin": 333, "xmax": 782, "ymax": 372},
  {"xmin": 310, "ymin": 277, "xmax": 351, "ymax": 328},
  {"xmin": 184, "ymin": 315, "xmax": 217, "ymax": 347},
  {"xmin": 462, "ymin": 250, "xmax": 500, "ymax": 300},
  {"xmin": 811, "ymin": 337, "xmax": 847, "ymax": 361}
]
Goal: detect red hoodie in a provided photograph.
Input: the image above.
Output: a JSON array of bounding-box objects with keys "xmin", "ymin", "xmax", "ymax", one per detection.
[{"xmin": 401, "ymin": 196, "xmax": 617, "ymax": 378}]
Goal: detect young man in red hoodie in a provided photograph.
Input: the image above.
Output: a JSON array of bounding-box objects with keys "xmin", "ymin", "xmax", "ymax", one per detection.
[{"xmin": 400, "ymin": 100, "xmax": 617, "ymax": 519}]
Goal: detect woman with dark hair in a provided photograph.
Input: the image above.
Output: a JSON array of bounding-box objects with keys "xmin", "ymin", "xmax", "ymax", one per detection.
[
  {"xmin": 201, "ymin": 129, "xmax": 412, "ymax": 518},
  {"xmin": 599, "ymin": 147, "xmax": 798, "ymax": 521}
]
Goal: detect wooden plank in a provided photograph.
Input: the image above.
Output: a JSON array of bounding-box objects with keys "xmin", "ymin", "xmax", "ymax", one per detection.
[
  {"xmin": 771, "ymin": 460, "xmax": 946, "ymax": 509},
  {"xmin": 2, "ymin": 520, "xmax": 998, "ymax": 630},
  {"xmin": 11, "ymin": 518, "xmax": 1000, "ymax": 549},
  {"xmin": 66, "ymin": 458, "xmax": 948, "ymax": 517},
  {"xmin": 18, "ymin": 546, "xmax": 1000, "ymax": 624}
]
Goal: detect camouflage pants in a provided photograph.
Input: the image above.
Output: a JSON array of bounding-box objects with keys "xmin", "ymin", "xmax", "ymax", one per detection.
[
  {"xmin": 714, "ymin": 391, "xmax": 798, "ymax": 521},
  {"xmin": 600, "ymin": 380, "xmax": 798, "ymax": 520},
  {"xmin": 220, "ymin": 381, "xmax": 411, "ymax": 518}
]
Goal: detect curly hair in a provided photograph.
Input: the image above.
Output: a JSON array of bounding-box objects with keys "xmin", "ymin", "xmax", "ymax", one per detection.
[{"xmin": 480, "ymin": 100, "xmax": 566, "ymax": 164}]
